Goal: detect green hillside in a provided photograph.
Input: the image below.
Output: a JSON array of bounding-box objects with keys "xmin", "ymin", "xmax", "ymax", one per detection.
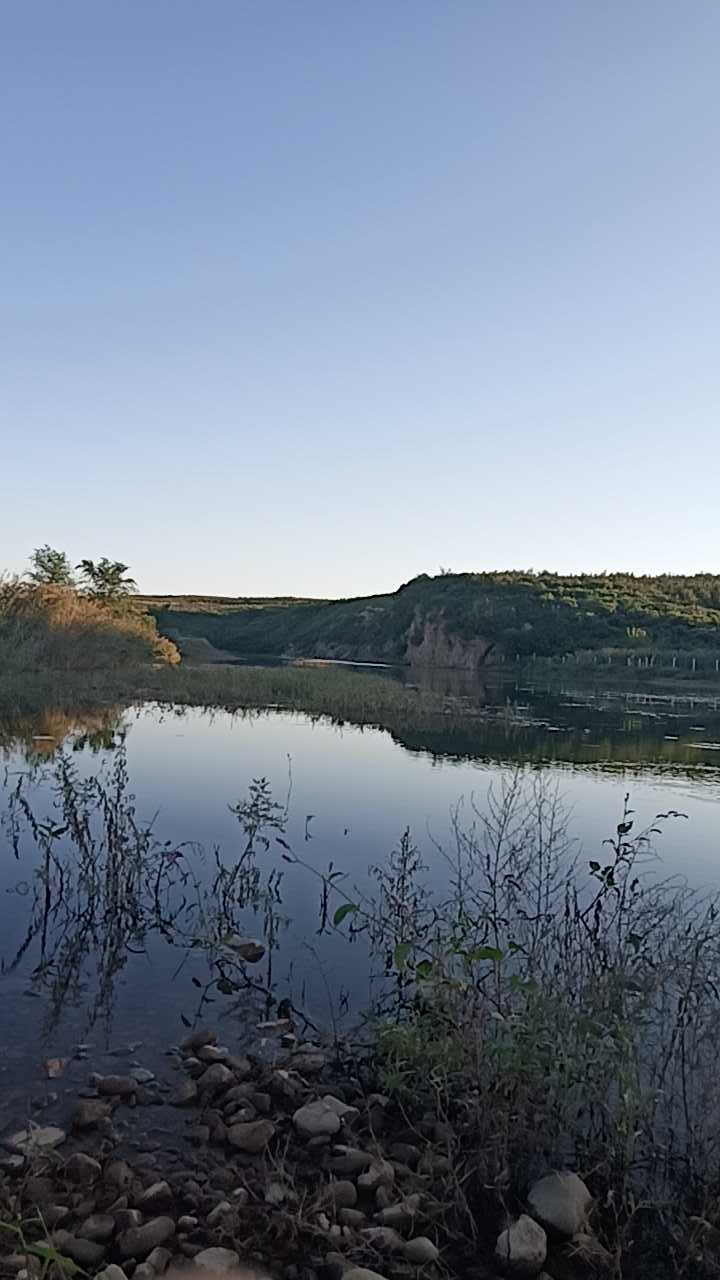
[{"xmin": 142, "ymin": 572, "xmax": 720, "ymax": 667}]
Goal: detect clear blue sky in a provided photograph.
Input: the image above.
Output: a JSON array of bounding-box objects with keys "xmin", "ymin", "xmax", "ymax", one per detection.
[{"xmin": 3, "ymin": 1, "xmax": 719, "ymax": 597}]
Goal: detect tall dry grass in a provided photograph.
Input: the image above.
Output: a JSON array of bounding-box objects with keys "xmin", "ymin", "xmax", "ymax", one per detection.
[{"xmin": 0, "ymin": 578, "xmax": 179, "ymax": 672}]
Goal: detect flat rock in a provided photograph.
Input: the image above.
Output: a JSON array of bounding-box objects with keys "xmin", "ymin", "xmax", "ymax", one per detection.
[
  {"xmin": 118, "ymin": 1217, "xmax": 176, "ymax": 1260},
  {"xmin": 7, "ymin": 1124, "xmax": 66, "ymax": 1153},
  {"xmin": 130, "ymin": 1068, "xmax": 156, "ymax": 1084},
  {"xmin": 527, "ymin": 1171, "xmax": 592, "ymax": 1239},
  {"xmin": 293, "ymin": 1098, "xmax": 342, "ymax": 1139},
  {"xmin": 194, "ymin": 1247, "xmax": 241, "ymax": 1271},
  {"xmin": 227, "ymin": 1118, "xmax": 275, "ymax": 1152},
  {"xmin": 495, "ymin": 1215, "xmax": 548, "ymax": 1276}
]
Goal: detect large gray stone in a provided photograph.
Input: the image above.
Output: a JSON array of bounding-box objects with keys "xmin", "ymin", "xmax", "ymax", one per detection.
[
  {"xmin": 527, "ymin": 1171, "xmax": 592, "ymax": 1239},
  {"xmin": 293, "ymin": 1098, "xmax": 342, "ymax": 1139},
  {"xmin": 404, "ymin": 1238, "xmax": 439, "ymax": 1264},
  {"xmin": 495, "ymin": 1215, "xmax": 547, "ymax": 1276}
]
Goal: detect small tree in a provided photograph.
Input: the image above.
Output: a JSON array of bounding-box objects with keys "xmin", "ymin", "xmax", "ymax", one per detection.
[
  {"xmin": 27, "ymin": 545, "xmax": 75, "ymax": 586},
  {"xmin": 76, "ymin": 558, "xmax": 137, "ymax": 601}
]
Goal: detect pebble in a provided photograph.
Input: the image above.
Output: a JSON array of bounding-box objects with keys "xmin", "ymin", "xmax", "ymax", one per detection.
[
  {"xmin": 170, "ymin": 1078, "xmax": 199, "ymax": 1106},
  {"xmin": 77, "ymin": 1214, "xmax": 115, "ymax": 1242},
  {"xmin": 114, "ymin": 1210, "xmax": 143, "ymax": 1231},
  {"xmin": 323, "ymin": 1180, "xmax": 358, "ymax": 1210},
  {"xmin": 104, "ymin": 1160, "xmax": 133, "ymax": 1191},
  {"xmin": 52, "ymin": 1233, "xmax": 106, "ymax": 1268},
  {"xmin": 65, "ymin": 1153, "xmax": 102, "ymax": 1184},
  {"xmin": 207, "ymin": 1200, "xmax": 233, "ymax": 1225},
  {"xmin": 96, "ymin": 1267, "xmax": 129, "ymax": 1280},
  {"xmin": 404, "ymin": 1237, "xmax": 439, "ymax": 1264},
  {"xmin": 137, "ymin": 1181, "xmax": 174, "ymax": 1213},
  {"xmin": 195, "ymin": 1045, "xmax": 229, "ymax": 1063},
  {"xmin": 133, "ymin": 1264, "xmax": 155, "ymax": 1280},
  {"xmin": 495, "ymin": 1215, "xmax": 547, "ymax": 1276},
  {"xmin": 360, "ymin": 1227, "xmax": 405, "ymax": 1253},
  {"xmin": 329, "ymin": 1146, "xmax": 374, "ymax": 1175},
  {"xmin": 118, "ymin": 1217, "xmax": 176, "ymax": 1260},
  {"xmin": 197, "ymin": 1063, "xmax": 234, "ymax": 1091},
  {"xmin": 72, "ymin": 1098, "xmax": 112, "ymax": 1131},
  {"xmin": 146, "ymin": 1246, "xmax": 173, "ymax": 1274},
  {"xmin": 227, "ymin": 1119, "xmax": 275, "ymax": 1152},
  {"xmin": 357, "ymin": 1160, "xmax": 395, "ymax": 1192},
  {"xmin": 338, "ymin": 1209, "xmax": 367, "ymax": 1228},
  {"xmin": 194, "ymin": 1247, "xmax": 241, "ymax": 1272},
  {"xmin": 180, "ymin": 1028, "xmax": 217, "ymax": 1053},
  {"xmin": 293, "ymin": 1099, "xmax": 342, "ymax": 1139},
  {"xmin": 97, "ymin": 1075, "xmax": 137, "ymax": 1097},
  {"xmin": 130, "ymin": 1068, "xmax": 156, "ymax": 1085},
  {"xmin": 177, "ymin": 1216, "xmax": 199, "ymax": 1232}
]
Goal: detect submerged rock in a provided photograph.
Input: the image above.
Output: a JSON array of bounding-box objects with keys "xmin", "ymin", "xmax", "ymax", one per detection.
[
  {"xmin": 97, "ymin": 1075, "xmax": 137, "ymax": 1097},
  {"xmin": 181, "ymin": 1028, "xmax": 218, "ymax": 1053}
]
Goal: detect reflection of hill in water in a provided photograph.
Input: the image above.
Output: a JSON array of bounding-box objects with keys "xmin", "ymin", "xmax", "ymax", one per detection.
[{"xmin": 2, "ymin": 673, "xmax": 720, "ymax": 777}]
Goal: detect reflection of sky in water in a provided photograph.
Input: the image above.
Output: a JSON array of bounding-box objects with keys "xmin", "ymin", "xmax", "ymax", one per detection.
[{"xmin": 1, "ymin": 702, "xmax": 719, "ymax": 1090}]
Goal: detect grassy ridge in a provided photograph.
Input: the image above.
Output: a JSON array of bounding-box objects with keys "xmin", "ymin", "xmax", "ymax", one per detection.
[{"xmin": 141, "ymin": 570, "xmax": 720, "ymax": 664}]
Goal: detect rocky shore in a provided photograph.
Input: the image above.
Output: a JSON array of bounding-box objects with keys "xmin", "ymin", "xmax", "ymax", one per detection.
[{"xmin": 1, "ymin": 1027, "xmax": 616, "ymax": 1280}]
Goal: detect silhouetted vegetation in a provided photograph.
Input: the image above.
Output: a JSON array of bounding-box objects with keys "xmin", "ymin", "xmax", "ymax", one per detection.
[{"xmin": 143, "ymin": 571, "xmax": 720, "ymax": 666}]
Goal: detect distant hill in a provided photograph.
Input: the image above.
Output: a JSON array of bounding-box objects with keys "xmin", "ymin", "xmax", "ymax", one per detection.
[{"xmin": 140, "ymin": 572, "xmax": 720, "ymax": 669}]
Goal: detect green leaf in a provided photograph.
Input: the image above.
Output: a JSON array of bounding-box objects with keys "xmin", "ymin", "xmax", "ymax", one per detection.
[
  {"xmin": 467, "ymin": 946, "xmax": 503, "ymax": 963},
  {"xmin": 394, "ymin": 942, "xmax": 412, "ymax": 971},
  {"xmin": 333, "ymin": 903, "xmax": 358, "ymax": 927},
  {"xmin": 216, "ymin": 977, "xmax": 236, "ymax": 995},
  {"xmin": 415, "ymin": 959, "xmax": 433, "ymax": 980}
]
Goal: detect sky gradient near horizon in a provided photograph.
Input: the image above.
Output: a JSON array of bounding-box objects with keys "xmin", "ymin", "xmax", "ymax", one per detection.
[{"xmin": 3, "ymin": 1, "xmax": 720, "ymax": 597}]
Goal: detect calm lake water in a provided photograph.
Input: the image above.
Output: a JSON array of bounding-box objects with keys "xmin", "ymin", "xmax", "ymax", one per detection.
[{"xmin": 1, "ymin": 676, "xmax": 720, "ymax": 1120}]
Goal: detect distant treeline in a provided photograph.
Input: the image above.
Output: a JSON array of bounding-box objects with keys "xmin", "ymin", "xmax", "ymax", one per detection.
[{"xmin": 143, "ymin": 571, "xmax": 720, "ymax": 666}]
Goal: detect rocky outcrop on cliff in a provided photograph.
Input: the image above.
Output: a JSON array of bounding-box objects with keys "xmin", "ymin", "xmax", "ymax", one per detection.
[{"xmin": 405, "ymin": 614, "xmax": 494, "ymax": 671}]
